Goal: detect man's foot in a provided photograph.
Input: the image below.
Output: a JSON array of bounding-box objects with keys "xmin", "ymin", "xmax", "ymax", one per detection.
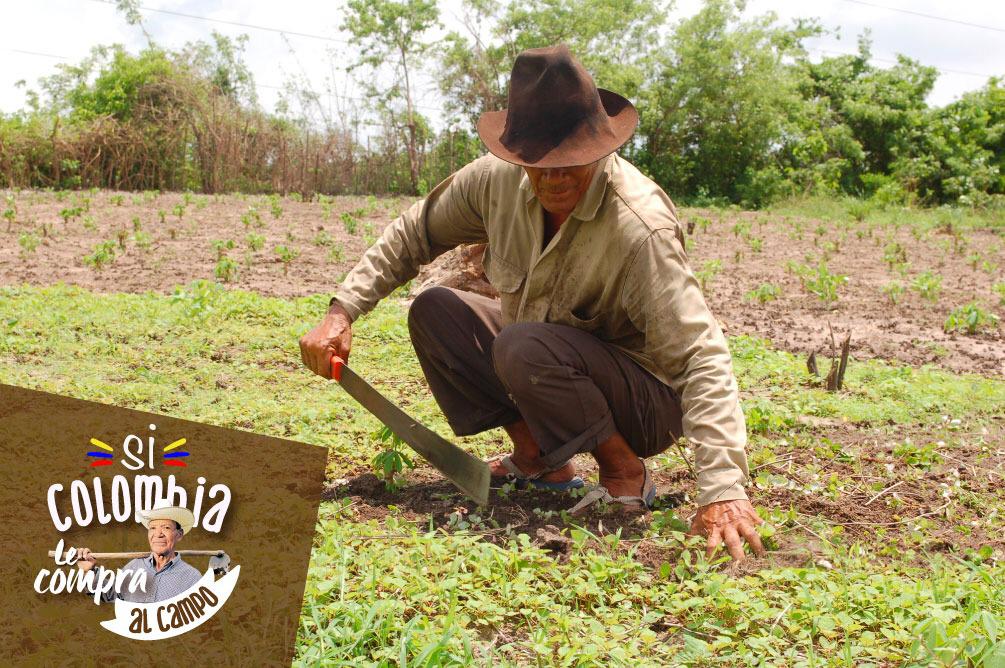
[
  {"xmin": 488, "ymin": 455, "xmax": 577, "ymax": 484},
  {"xmin": 597, "ymin": 456, "xmax": 646, "ymax": 498}
]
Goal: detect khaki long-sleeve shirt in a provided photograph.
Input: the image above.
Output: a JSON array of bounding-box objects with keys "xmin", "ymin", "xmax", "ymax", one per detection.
[{"xmin": 334, "ymin": 153, "xmax": 750, "ymax": 506}]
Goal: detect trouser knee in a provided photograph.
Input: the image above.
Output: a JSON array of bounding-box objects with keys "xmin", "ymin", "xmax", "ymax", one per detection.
[
  {"xmin": 407, "ymin": 286, "xmax": 454, "ymax": 337},
  {"xmin": 491, "ymin": 323, "xmax": 565, "ymax": 397}
]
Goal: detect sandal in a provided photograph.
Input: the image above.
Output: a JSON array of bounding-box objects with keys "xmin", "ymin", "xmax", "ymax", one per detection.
[
  {"xmin": 568, "ymin": 460, "xmax": 656, "ymax": 516},
  {"xmin": 489, "ymin": 454, "xmax": 585, "ymax": 491}
]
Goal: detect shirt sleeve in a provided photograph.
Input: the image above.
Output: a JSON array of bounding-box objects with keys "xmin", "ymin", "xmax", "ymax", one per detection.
[
  {"xmin": 332, "ymin": 156, "xmax": 491, "ymax": 320},
  {"xmin": 621, "ymin": 226, "xmax": 750, "ymax": 507}
]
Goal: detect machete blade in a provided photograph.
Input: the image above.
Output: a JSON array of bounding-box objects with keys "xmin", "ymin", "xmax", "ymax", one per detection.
[{"xmin": 331, "ymin": 356, "xmax": 490, "ymax": 506}]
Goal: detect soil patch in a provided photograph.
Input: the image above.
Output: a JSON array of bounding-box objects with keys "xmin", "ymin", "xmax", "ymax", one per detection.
[{"xmin": 2, "ymin": 191, "xmax": 1001, "ymax": 377}]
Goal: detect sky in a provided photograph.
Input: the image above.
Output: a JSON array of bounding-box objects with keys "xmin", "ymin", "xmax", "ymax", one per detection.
[{"xmin": 1, "ymin": 0, "xmax": 1003, "ymax": 132}]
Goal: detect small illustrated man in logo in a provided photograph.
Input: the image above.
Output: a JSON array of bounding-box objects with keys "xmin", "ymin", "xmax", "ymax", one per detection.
[{"xmin": 76, "ymin": 505, "xmax": 202, "ymax": 603}]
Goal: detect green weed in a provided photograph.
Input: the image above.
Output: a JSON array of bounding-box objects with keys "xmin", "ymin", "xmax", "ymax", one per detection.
[
  {"xmin": 944, "ymin": 303, "xmax": 1000, "ymax": 335},
  {"xmin": 17, "ymin": 232, "xmax": 40, "ymax": 258},
  {"xmin": 882, "ymin": 281, "xmax": 905, "ymax": 304},
  {"xmin": 744, "ymin": 283, "xmax": 781, "ymax": 304},
  {"xmin": 695, "ymin": 259, "xmax": 723, "ymax": 294},
  {"xmin": 83, "ymin": 240, "xmax": 117, "ymax": 271},
  {"xmin": 274, "ymin": 245, "xmax": 300, "ymax": 275},
  {"xmin": 911, "ymin": 271, "xmax": 942, "ymax": 302}
]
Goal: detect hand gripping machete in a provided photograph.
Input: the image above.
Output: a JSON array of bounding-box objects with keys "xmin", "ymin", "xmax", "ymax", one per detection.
[{"xmin": 329, "ymin": 355, "xmax": 490, "ymax": 505}]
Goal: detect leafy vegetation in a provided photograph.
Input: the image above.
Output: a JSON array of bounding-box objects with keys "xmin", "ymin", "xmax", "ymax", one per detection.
[
  {"xmin": 744, "ymin": 283, "xmax": 781, "ymax": 304},
  {"xmin": 82, "ymin": 240, "xmax": 117, "ymax": 271},
  {"xmin": 1, "ymin": 284, "xmax": 1003, "ymax": 665},
  {"xmin": 944, "ymin": 303, "xmax": 1000, "ymax": 335},
  {"xmin": 2, "ymin": 0, "xmax": 1003, "ymax": 205}
]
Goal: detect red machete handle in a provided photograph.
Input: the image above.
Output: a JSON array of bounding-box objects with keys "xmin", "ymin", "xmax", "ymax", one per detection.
[{"xmin": 329, "ymin": 353, "xmax": 345, "ymax": 382}]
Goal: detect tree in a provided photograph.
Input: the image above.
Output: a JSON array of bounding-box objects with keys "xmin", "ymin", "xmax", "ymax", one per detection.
[
  {"xmin": 633, "ymin": 0, "xmax": 818, "ymax": 203},
  {"xmin": 438, "ymin": 0, "xmax": 667, "ymax": 130},
  {"xmin": 342, "ymin": 0, "xmax": 440, "ymax": 194}
]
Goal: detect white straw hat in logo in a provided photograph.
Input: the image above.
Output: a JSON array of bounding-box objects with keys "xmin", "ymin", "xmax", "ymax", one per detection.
[{"xmin": 140, "ymin": 505, "xmax": 195, "ymax": 535}]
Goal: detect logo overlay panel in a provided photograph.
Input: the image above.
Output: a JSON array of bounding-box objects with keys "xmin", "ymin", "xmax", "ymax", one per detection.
[{"xmin": 1, "ymin": 384, "xmax": 327, "ymax": 665}]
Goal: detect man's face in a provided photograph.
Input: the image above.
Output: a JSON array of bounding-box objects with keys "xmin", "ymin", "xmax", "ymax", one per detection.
[
  {"xmin": 147, "ymin": 519, "xmax": 183, "ymax": 556},
  {"xmin": 523, "ymin": 162, "xmax": 598, "ymax": 219}
]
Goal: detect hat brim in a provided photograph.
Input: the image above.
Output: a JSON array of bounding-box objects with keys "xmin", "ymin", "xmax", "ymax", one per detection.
[
  {"xmin": 141, "ymin": 506, "xmax": 195, "ymax": 535},
  {"xmin": 477, "ymin": 88, "xmax": 638, "ymax": 168}
]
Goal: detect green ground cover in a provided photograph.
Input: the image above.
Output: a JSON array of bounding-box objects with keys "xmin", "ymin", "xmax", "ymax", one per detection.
[{"xmin": 2, "ymin": 283, "xmax": 1004, "ymax": 666}]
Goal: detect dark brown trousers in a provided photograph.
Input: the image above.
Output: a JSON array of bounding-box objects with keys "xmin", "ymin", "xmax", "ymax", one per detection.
[{"xmin": 407, "ymin": 287, "xmax": 684, "ymax": 469}]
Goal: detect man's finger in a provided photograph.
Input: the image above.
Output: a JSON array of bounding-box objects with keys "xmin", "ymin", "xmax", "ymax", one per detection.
[
  {"xmin": 722, "ymin": 525, "xmax": 746, "ymax": 562},
  {"xmin": 689, "ymin": 514, "xmax": 705, "ymax": 536},
  {"xmin": 738, "ymin": 521, "xmax": 766, "ymax": 557},
  {"xmin": 705, "ymin": 526, "xmax": 722, "ymax": 559}
]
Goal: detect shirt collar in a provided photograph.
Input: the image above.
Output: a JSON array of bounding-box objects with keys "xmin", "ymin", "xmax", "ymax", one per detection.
[
  {"xmin": 519, "ymin": 154, "xmax": 612, "ymax": 222},
  {"xmin": 147, "ymin": 552, "xmax": 181, "ymax": 570}
]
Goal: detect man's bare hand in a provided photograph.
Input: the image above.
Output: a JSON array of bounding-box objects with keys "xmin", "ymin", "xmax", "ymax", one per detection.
[
  {"xmin": 76, "ymin": 547, "xmax": 98, "ymax": 572},
  {"xmin": 299, "ymin": 301, "xmax": 353, "ymax": 378},
  {"xmin": 689, "ymin": 498, "xmax": 766, "ymax": 562}
]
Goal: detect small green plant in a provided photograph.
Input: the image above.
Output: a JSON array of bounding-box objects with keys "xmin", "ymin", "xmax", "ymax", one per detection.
[
  {"xmin": 883, "ymin": 241, "xmax": 907, "ymax": 269},
  {"xmin": 312, "ymin": 230, "xmax": 334, "ymax": 247},
  {"xmin": 158, "ymin": 209, "xmax": 167, "ymax": 225},
  {"xmin": 172, "ymin": 203, "xmax": 185, "ymax": 221},
  {"xmin": 731, "ymin": 220, "xmax": 751, "ymax": 238},
  {"xmin": 115, "ymin": 228, "xmax": 129, "ymax": 250},
  {"xmin": 882, "ymin": 281, "xmax": 905, "ymax": 304},
  {"xmin": 3, "ymin": 195, "xmax": 16, "ymax": 231},
  {"xmin": 993, "ymin": 282, "xmax": 1005, "ymax": 305},
  {"xmin": 801, "ymin": 263, "xmax": 847, "ymax": 307},
  {"xmin": 893, "ymin": 439, "xmax": 941, "ymax": 469},
  {"xmin": 944, "ymin": 303, "xmax": 999, "ymax": 335},
  {"xmin": 245, "ymin": 233, "xmax": 265, "ymax": 252},
  {"xmin": 911, "ymin": 271, "xmax": 942, "ymax": 302},
  {"xmin": 170, "ymin": 279, "xmax": 222, "ymax": 320},
  {"xmin": 81, "ymin": 215, "xmax": 97, "ymax": 232},
  {"xmin": 58, "ymin": 206, "xmax": 83, "ymax": 225},
  {"xmin": 341, "ymin": 212, "xmax": 358, "ymax": 235},
  {"xmin": 18, "ymin": 232, "xmax": 40, "ymax": 258},
  {"xmin": 269, "ymin": 196, "xmax": 283, "ymax": 220},
  {"xmin": 211, "ymin": 239, "xmax": 236, "ymax": 261},
  {"xmin": 371, "ymin": 425, "xmax": 414, "ymax": 492},
  {"xmin": 214, "ymin": 256, "xmax": 239, "ymax": 283},
  {"xmin": 328, "ymin": 243, "xmax": 345, "ymax": 263},
  {"xmin": 744, "ymin": 283, "xmax": 781, "ymax": 304},
  {"xmin": 241, "ymin": 206, "xmax": 262, "ymax": 229},
  {"xmin": 131, "ymin": 216, "xmax": 142, "ymax": 232},
  {"xmin": 274, "ymin": 245, "xmax": 300, "ymax": 275},
  {"xmin": 747, "ymin": 236, "xmax": 764, "ymax": 253},
  {"xmin": 132, "ymin": 231, "xmax": 152, "ymax": 252},
  {"xmin": 695, "ymin": 259, "xmax": 722, "ymax": 294},
  {"xmin": 109, "ymin": 194, "xmax": 124, "ymax": 206},
  {"xmin": 83, "ymin": 240, "xmax": 117, "ymax": 271}
]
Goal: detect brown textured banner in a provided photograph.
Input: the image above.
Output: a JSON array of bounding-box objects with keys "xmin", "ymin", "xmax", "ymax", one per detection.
[{"xmin": 0, "ymin": 383, "xmax": 326, "ymax": 666}]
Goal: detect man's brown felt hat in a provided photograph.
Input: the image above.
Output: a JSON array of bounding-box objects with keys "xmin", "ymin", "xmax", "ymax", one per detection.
[{"xmin": 477, "ymin": 44, "xmax": 638, "ymax": 168}]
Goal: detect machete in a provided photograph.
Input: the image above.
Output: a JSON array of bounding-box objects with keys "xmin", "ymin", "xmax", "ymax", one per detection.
[{"xmin": 329, "ymin": 354, "xmax": 490, "ymax": 506}]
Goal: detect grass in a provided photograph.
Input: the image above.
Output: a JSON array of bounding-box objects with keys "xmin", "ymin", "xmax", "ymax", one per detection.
[
  {"xmin": 2, "ymin": 283, "xmax": 1004, "ymax": 665},
  {"xmin": 764, "ymin": 195, "xmax": 1005, "ymax": 232}
]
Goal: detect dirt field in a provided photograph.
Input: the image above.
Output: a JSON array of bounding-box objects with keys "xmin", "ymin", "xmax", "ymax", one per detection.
[
  {"xmin": 329, "ymin": 416, "xmax": 1005, "ymax": 563},
  {"xmin": 2, "ymin": 189, "xmax": 1001, "ymax": 378}
]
